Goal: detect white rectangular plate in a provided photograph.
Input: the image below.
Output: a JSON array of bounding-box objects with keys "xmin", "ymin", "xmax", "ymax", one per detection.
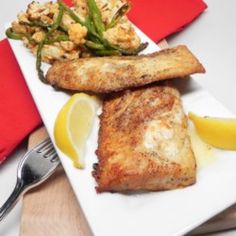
[{"xmin": 8, "ymin": 25, "xmax": 236, "ymax": 236}]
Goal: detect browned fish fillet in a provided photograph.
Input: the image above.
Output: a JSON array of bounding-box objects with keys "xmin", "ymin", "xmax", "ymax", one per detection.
[
  {"xmin": 46, "ymin": 45, "xmax": 205, "ymax": 93},
  {"xmin": 92, "ymin": 85, "xmax": 196, "ymax": 192}
]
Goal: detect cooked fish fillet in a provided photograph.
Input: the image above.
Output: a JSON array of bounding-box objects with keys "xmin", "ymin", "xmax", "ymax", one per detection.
[
  {"xmin": 92, "ymin": 85, "xmax": 196, "ymax": 192},
  {"xmin": 46, "ymin": 45, "xmax": 205, "ymax": 93}
]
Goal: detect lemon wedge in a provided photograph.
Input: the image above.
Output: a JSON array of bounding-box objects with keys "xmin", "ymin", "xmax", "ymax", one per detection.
[
  {"xmin": 188, "ymin": 112, "xmax": 236, "ymax": 150},
  {"xmin": 188, "ymin": 126, "xmax": 217, "ymax": 167},
  {"xmin": 54, "ymin": 93, "xmax": 99, "ymax": 168}
]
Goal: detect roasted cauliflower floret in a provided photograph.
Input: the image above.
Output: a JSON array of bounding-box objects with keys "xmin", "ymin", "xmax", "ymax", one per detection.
[
  {"xmin": 40, "ymin": 15, "xmax": 53, "ymax": 25},
  {"xmin": 73, "ymin": 0, "xmax": 88, "ymax": 18},
  {"xmin": 41, "ymin": 44, "xmax": 65, "ymax": 63},
  {"xmin": 17, "ymin": 12, "xmax": 29, "ymax": 23},
  {"xmin": 27, "ymin": 2, "xmax": 50, "ymax": 20},
  {"xmin": 61, "ymin": 13, "xmax": 75, "ymax": 30},
  {"xmin": 22, "ymin": 37, "xmax": 35, "ymax": 49},
  {"xmin": 68, "ymin": 23, "xmax": 87, "ymax": 45},
  {"xmin": 45, "ymin": 2, "xmax": 59, "ymax": 15},
  {"xmin": 64, "ymin": 50, "xmax": 80, "ymax": 60},
  {"xmin": 11, "ymin": 21, "xmax": 28, "ymax": 34},
  {"xmin": 32, "ymin": 31, "xmax": 45, "ymax": 43},
  {"xmin": 104, "ymin": 19, "xmax": 141, "ymax": 49},
  {"xmin": 59, "ymin": 41, "xmax": 76, "ymax": 51}
]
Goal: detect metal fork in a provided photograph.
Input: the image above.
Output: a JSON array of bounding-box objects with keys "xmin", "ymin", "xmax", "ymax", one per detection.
[{"xmin": 0, "ymin": 137, "xmax": 60, "ymax": 221}]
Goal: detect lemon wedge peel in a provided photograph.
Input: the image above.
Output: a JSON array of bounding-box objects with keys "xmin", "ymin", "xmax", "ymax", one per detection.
[
  {"xmin": 54, "ymin": 93, "xmax": 99, "ymax": 169},
  {"xmin": 188, "ymin": 112, "xmax": 236, "ymax": 150}
]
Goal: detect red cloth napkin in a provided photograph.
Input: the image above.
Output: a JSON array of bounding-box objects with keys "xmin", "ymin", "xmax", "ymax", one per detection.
[
  {"xmin": 0, "ymin": 39, "xmax": 42, "ymax": 163},
  {"xmin": 0, "ymin": 0, "xmax": 207, "ymax": 163},
  {"xmin": 128, "ymin": 0, "xmax": 207, "ymax": 42}
]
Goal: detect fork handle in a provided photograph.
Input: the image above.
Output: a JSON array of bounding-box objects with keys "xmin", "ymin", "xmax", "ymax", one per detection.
[{"xmin": 0, "ymin": 179, "xmax": 25, "ymax": 221}]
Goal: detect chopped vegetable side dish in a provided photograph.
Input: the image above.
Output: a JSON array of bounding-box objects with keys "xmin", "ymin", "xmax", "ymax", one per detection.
[{"xmin": 6, "ymin": 0, "xmax": 147, "ymax": 82}]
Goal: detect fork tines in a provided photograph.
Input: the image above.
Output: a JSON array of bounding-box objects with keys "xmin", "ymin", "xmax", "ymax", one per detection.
[
  {"xmin": 35, "ymin": 138, "xmax": 58, "ymax": 161},
  {"xmin": 36, "ymin": 138, "xmax": 51, "ymax": 152}
]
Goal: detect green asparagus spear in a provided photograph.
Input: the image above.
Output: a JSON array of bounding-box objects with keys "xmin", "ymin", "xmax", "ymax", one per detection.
[
  {"xmin": 6, "ymin": 27, "xmax": 37, "ymax": 45},
  {"xmin": 36, "ymin": 4, "xmax": 64, "ymax": 83},
  {"xmin": 85, "ymin": 40, "xmax": 105, "ymax": 50},
  {"xmin": 87, "ymin": 0, "xmax": 105, "ymax": 37},
  {"xmin": 118, "ymin": 42, "xmax": 149, "ymax": 55},
  {"xmin": 94, "ymin": 49, "xmax": 121, "ymax": 56},
  {"xmin": 36, "ymin": 40, "xmax": 46, "ymax": 83},
  {"xmin": 46, "ymin": 34, "xmax": 69, "ymax": 44},
  {"xmin": 5, "ymin": 28, "xmax": 25, "ymax": 40}
]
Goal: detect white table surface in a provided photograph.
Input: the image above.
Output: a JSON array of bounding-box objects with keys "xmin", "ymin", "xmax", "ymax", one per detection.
[{"xmin": 0, "ymin": 0, "xmax": 235, "ymax": 235}]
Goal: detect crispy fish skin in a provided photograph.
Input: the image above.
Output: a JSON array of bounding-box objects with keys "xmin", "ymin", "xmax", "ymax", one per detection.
[
  {"xmin": 46, "ymin": 45, "xmax": 205, "ymax": 93},
  {"xmin": 93, "ymin": 85, "xmax": 196, "ymax": 192}
]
